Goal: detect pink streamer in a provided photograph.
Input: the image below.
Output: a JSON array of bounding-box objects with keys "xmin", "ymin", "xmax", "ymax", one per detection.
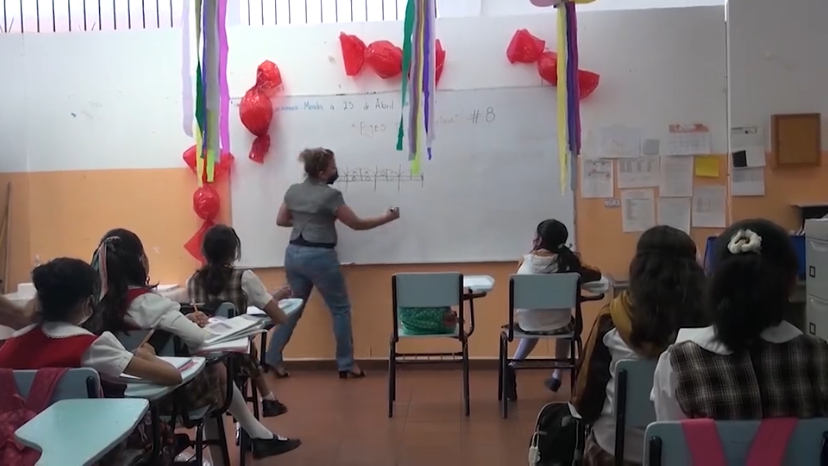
[
  {"xmin": 180, "ymin": 0, "xmax": 193, "ymax": 137},
  {"xmin": 217, "ymin": 0, "xmax": 230, "ymax": 153}
]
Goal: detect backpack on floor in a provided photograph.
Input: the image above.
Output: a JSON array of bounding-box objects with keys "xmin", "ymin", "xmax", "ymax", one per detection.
[{"xmin": 528, "ymin": 402, "xmax": 583, "ymax": 466}]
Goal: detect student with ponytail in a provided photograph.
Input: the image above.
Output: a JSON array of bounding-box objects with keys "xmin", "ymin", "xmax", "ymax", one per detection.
[
  {"xmin": 187, "ymin": 224, "xmax": 291, "ymax": 417},
  {"xmin": 504, "ymin": 219, "xmax": 603, "ymax": 400},
  {"xmin": 575, "ymin": 225, "xmax": 707, "ymax": 465},
  {"xmin": 652, "ymin": 219, "xmax": 828, "ymax": 423},
  {"xmin": 92, "ymin": 228, "xmax": 301, "ymax": 460}
]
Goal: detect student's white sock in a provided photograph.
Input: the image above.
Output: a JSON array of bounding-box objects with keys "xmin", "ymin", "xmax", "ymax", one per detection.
[
  {"xmin": 261, "ymin": 392, "xmax": 276, "ymax": 401},
  {"xmin": 228, "ymin": 384, "xmax": 277, "ymax": 440},
  {"xmin": 551, "ymin": 369, "xmax": 561, "ymax": 380}
]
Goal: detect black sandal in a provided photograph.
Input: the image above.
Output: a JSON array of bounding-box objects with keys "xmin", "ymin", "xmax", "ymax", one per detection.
[{"xmin": 338, "ymin": 369, "xmax": 366, "ymax": 379}]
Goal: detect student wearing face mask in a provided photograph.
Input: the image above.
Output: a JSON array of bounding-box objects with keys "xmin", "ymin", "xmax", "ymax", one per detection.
[{"xmin": 269, "ymin": 148, "xmax": 400, "ymax": 379}]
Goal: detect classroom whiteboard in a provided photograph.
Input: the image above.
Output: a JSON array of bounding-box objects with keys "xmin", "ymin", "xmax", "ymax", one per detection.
[{"xmin": 230, "ymin": 87, "xmax": 574, "ymax": 267}]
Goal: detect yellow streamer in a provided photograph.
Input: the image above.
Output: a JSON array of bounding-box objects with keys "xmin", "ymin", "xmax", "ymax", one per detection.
[
  {"xmin": 556, "ymin": 8, "xmax": 568, "ymax": 194},
  {"xmin": 410, "ymin": 16, "xmax": 426, "ymax": 176}
]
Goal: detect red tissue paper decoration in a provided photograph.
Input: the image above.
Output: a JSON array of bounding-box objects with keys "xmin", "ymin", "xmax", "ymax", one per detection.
[
  {"xmin": 193, "ymin": 185, "xmax": 220, "ymax": 221},
  {"xmin": 507, "ymin": 30, "xmax": 601, "ymax": 100},
  {"xmin": 184, "ymin": 220, "xmax": 216, "ymax": 264},
  {"xmin": 506, "ymin": 29, "xmax": 545, "ymax": 64},
  {"xmin": 239, "ymin": 60, "xmax": 282, "ymax": 164},
  {"xmin": 182, "ymin": 145, "xmax": 235, "ymax": 183},
  {"xmin": 339, "ymin": 33, "xmax": 403, "ymax": 80},
  {"xmin": 339, "ymin": 32, "xmax": 446, "ymax": 85}
]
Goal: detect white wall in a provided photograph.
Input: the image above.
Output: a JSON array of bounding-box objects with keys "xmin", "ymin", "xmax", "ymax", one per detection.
[
  {"xmin": 482, "ymin": 0, "xmax": 724, "ymax": 16},
  {"xmin": 0, "ymin": 7, "xmax": 727, "ymax": 174},
  {"xmin": 727, "ymin": 0, "xmax": 828, "ymax": 148}
]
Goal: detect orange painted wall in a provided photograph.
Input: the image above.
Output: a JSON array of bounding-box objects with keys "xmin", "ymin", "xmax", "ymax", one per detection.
[{"xmin": 1, "ymin": 155, "xmax": 731, "ymax": 360}]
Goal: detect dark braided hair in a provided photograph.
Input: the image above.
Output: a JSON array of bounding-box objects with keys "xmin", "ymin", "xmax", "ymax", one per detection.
[
  {"xmin": 193, "ymin": 224, "xmax": 242, "ymax": 296},
  {"xmin": 533, "ymin": 219, "xmax": 581, "ymax": 273}
]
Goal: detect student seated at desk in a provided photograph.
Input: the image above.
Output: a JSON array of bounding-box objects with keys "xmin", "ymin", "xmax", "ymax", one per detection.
[
  {"xmin": 652, "ymin": 219, "xmax": 828, "ymax": 423},
  {"xmin": 0, "ymin": 258, "xmax": 182, "ymax": 465},
  {"xmin": 573, "ymin": 226, "xmax": 707, "ymax": 466},
  {"xmin": 504, "ymin": 219, "xmax": 602, "ymax": 399},
  {"xmin": 186, "ymin": 224, "xmax": 291, "ymax": 417},
  {"xmin": 92, "ymin": 229, "xmax": 302, "ymax": 459}
]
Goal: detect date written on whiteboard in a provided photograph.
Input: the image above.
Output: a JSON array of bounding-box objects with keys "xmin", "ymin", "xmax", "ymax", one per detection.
[{"xmin": 339, "ymin": 98, "xmax": 395, "ymax": 111}]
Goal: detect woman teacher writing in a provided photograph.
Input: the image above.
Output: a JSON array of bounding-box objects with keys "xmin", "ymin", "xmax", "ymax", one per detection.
[{"xmin": 269, "ymin": 148, "xmax": 400, "ymax": 379}]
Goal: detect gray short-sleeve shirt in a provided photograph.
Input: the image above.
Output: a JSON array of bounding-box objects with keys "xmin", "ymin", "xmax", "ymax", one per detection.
[{"xmin": 284, "ymin": 178, "xmax": 345, "ymax": 245}]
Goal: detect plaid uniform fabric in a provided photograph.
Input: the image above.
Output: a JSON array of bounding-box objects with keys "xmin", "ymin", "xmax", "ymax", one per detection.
[
  {"xmin": 670, "ymin": 336, "xmax": 828, "ymax": 420},
  {"xmin": 188, "ymin": 269, "xmax": 263, "ymax": 379},
  {"xmin": 584, "ymin": 432, "xmax": 639, "ymax": 466}
]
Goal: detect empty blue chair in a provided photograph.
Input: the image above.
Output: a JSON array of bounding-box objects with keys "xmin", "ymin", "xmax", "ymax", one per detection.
[{"xmin": 613, "ymin": 359, "xmax": 657, "ymax": 465}]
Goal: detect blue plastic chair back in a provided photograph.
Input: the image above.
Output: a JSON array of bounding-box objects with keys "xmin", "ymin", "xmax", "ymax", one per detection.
[
  {"xmin": 614, "ymin": 359, "xmax": 658, "ymax": 428},
  {"xmin": 510, "ymin": 273, "xmax": 579, "ymax": 310},
  {"xmin": 644, "ymin": 418, "xmax": 828, "ymax": 465},
  {"xmin": 13, "ymin": 368, "xmax": 100, "ymax": 403},
  {"xmin": 393, "ymin": 273, "xmax": 463, "ymax": 308}
]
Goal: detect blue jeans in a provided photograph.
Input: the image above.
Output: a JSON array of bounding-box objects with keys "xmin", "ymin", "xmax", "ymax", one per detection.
[{"xmin": 266, "ymin": 244, "xmax": 355, "ymax": 371}]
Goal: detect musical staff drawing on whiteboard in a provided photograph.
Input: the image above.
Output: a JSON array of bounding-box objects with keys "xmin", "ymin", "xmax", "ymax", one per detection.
[{"xmin": 334, "ymin": 165, "xmax": 425, "ymax": 192}]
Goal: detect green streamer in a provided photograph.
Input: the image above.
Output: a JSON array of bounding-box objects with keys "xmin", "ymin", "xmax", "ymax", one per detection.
[{"xmin": 395, "ymin": 0, "xmax": 416, "ymax": 151}]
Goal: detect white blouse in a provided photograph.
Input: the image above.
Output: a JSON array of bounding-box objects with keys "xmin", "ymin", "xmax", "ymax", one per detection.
[
  {"xmin": 126, "ymin": 292, "xmax": 208, "ymax": 349},
  {"xmin": 183, "ymin": 269, "xmax": 275, "ymax": 310},
  {"xmin": 13, "ymin": 322, "xmax": 133, "ymax": 379},
  {"xmin": 650, "ymin": 321, "xmax": 803, "ymax": 421}
]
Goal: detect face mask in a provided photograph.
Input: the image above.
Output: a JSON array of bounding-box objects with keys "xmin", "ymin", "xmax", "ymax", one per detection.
[{"xmin": 326, "ymin": 171, "xmax": 339, "ymax": 185}]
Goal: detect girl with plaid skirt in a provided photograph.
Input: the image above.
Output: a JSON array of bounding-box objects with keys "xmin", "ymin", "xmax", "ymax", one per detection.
[
  {"xmin": 573, "ymin": 226, "xmax": 707, "ymax": 465},
  {"xmin": 92, "ymin": 228, "xmax": 302, "ymax": 460}
]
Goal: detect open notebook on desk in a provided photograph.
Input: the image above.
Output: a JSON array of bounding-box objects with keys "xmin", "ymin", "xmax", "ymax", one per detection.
[
  {"xmin": 203, "ymin": 316, "xmax": 265, "ymax": 344},
  {"xmin": 246, "ymin": 298, "xmax": 304, "ymax": 317},
  {"xmin": 118, "ymin": 356, "xmax": 197, "ymax": 384}
]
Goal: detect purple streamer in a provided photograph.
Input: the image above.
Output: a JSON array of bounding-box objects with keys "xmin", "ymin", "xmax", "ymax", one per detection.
[
  {"xmin": 422, "ymin": 0, "xmax": 432, "ymax": 160},
  {"xmin": 570, "ymin": 6, "xmax": 581, "ymax": 154},
  {"xmin": 565, "ymin": 3, "xmax": 578, "ymax": 156},
  {"xmin": 217, "ymin": 0, "xmax": 230, "ymax": 154},
  {"xmin": 180, "ymin": 0, "xmax": 193, "ymax": 137}
]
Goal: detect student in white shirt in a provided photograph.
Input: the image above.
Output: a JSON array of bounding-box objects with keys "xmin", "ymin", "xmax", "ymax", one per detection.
[
  {"xmin": 573, "ymin": 226, "xmax": 707, "ymax": 465},
  {"xmin": 92, "ymin": 228, "xmax": 301, "ymax": 460},
  {"xmin": 504, "ymin": 219, "xmax": 602, "ymax": 400},
  {"xmin": 185, "ymin": 224, "xmax": 291, "ymax": 417}
]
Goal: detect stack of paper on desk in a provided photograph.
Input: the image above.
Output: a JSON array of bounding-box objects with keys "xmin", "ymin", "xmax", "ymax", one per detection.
[
  {"xmin": 203, "ymin": 316, "xmax": 264, "ymax": 345},
  {"xmin": 119, "ymin": 357, "xmax": 196, "ymax": 384}
]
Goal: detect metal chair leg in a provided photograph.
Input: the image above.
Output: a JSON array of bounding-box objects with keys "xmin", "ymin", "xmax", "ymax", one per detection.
[
  {"xmin": 501, "ymin": 335, "xmax": 509, "ymax": 419},
  {"xmin": 259, "ymin": 332, "xmax": 268, "ymax": 371},
  {"xmin": 462, "ymin": 340, "xmax": 470, "ymax": 417},
  {"xmin": 570, "ymin": 338, "xmax": 577, "ymax": 395},
  {"xmin": 388, "ymin": 342, "xmax": 396, "ymax": 418},
  {"xmin": 214, "ymin": 414, "xmax": 231, "ymax": 466},
  {"xmin": 497, "ymin": 333, "xmax": 504, "ymax": 401},
  {"xmin": 195, "ymin": 423, "xmax": 204, "ymax": 465}
]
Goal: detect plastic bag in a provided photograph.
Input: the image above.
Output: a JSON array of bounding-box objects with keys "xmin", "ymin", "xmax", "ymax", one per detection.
[
  {"xmin": 193, "ymin": 185, "xmax": 220, "ymax": 222},
  {"xmin": 537, "ymin": 51, "xmax": 558, "ymax": 85},
  {"xmin": 249, "ymin": 135, "xmax": 271, "ymax": 164},
  {"xmin": 578, "ymin": 69, "xmax": 600, "ymax": 100},
  {"xmin": 435, "ymin": 39, "xmax": 446, "ymax": 85},
  {"xmin": 339, "ymin": 33, "xmax": 367, "ymax": 76},
  {"xmin": 182, "ymin": 146, "xmax": 234, "ymax": 182},
  {"xmin": 506, "ymin": 29, "xmax": 545, "ymax": 64},
  {"xmin": 239, "ymin": 88, "xmax": 272, "ymax": 137},
  {"xmin": 365, "ymin": 40, "xmax": 403, "ymax": 79},
  {"xmin": 255, "ymin": 60, "xmax": 283, "ymax": 98}
]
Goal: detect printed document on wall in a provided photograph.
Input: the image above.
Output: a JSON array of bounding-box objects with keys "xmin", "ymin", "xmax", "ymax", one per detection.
[
  {"xmin": 692, "ymin": 185, "xmax": 726, "ymax": 228},
  {"xmin": 659, "ymin": 156, "xmax": 694, "ymax": 197},
  {"xmin": 731, "ymin": 167, "xmax": 765, "ymax": 196},
  {"xmin": 621, "ymin": 189, "xmax": 656, "ymax": 233},
  {"xmin": 658, "ymin": 197, "xmax": 691, "ymax": 234},
  {"xmin": 580, "ymin": 159, "xmax": 614, "ymax": 198},
  {"xmin": 617, "ymin": 156, "xmax": 659, "ymax": 188},
  {"xmin": 593, "ymin": 126, "xmax": 642, "ymax": 159},
  {"xmin": 663, "ymin": 124, "xmax": 711, "ymax": 156},
  {"xmin": 730, "ymin": 126, "xmax": 766, "ymax": 168}
]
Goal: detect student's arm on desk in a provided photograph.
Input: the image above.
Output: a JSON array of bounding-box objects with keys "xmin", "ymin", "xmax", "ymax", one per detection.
[
  {"xmin": 85, "ymin": 332, "xmax": 182, "ymax": 386},
  {"xmin": 241, "ymin": 271, "xmax": 288, "ymax": 324},
  {"xmin": 276, "ymin": 203, "xmax": 293, "ymax": 227},
  {"xmin": 132, "ymin": 293, "xmax": 207, "ymax": 348}
]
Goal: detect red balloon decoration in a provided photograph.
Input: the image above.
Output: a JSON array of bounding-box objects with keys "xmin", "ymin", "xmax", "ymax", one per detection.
[
  {"xmin": 192, "ymin": 185, "xmax": 220, "ymax": 222},
  {"xmin": 182, "ymin": 145, "xmax": 235, "ymax": 182},
  {"xmin": 239, "ymin": 60, "xmax": 282, "ymax": 164},
  {"xmin": 339, "ymin": 33, "xmax": 367, "ymax": 77},
  {"xmin": 435, "ymin": 39, "xmax": 446, "ymax": 85},
  {"xmin": 507, "ymin": 30, "xmax": 601, "ymax": 100},
  {"xmin": 339, "ymin": 33, "xmax": 403, "ymax": 80}
]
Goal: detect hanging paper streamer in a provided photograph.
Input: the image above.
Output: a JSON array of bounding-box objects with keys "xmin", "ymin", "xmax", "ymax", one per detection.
[
  {"xmin": 193, "ymin": 0, "xmax": 206, "ymax": 186},
  {"xmin": 180, "ymin": 0, "xmax": 193, "ymax": 138},
  {"xmin": 396, "ymin": 0, "xmax": 436, "ymax": 175},
  {"xmin": 217, "ymin": 0, "xmax": 230, "ymax": 156}
]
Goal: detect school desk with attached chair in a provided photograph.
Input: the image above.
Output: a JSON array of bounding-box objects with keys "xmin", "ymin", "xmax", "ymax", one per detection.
[{"xmin": 15, "ymin": 398, "xmax": 149, "ymax": 466}]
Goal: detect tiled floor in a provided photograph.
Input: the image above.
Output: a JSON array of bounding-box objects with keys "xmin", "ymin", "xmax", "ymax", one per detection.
[{"xmin": 217, "ymin": 368, "xmax": 570, "ymax": 466}]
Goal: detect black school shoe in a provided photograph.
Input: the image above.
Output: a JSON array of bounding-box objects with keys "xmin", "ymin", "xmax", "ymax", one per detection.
[
  {"xmin": 261, "ymin": 399, "xmax": 288, "ymax": 417},
  {"xmin": 251, "ymin": 436, "xmax": 302, "ymax": 459}
]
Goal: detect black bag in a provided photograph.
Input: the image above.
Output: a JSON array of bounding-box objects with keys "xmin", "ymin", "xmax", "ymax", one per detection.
[{"xmin": 529, "ymin": 402, "xmax": 583, "ymax": 466}]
